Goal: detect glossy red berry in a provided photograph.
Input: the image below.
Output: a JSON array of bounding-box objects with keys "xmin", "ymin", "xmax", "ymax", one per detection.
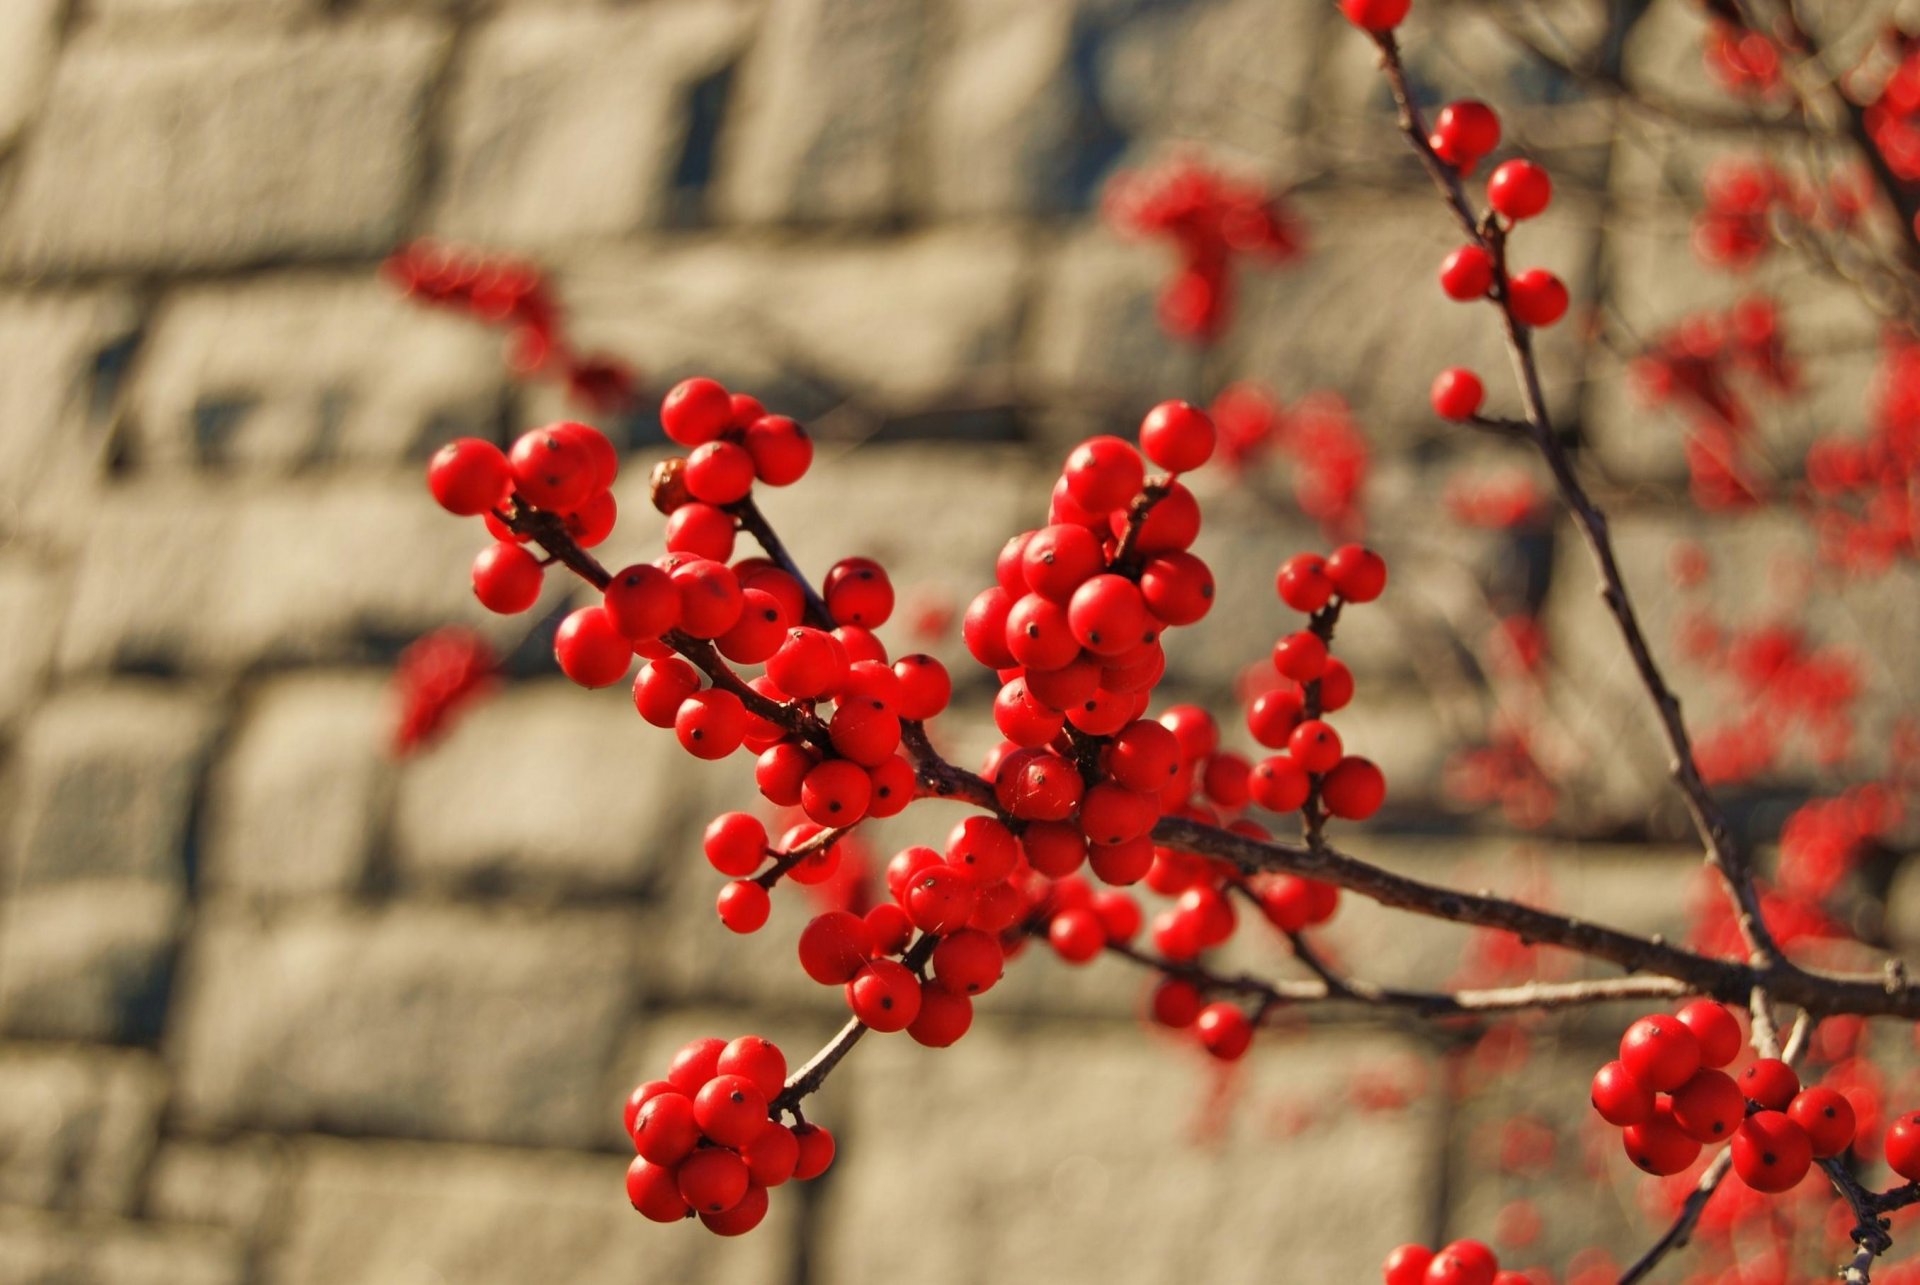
[
  {"xmin": 1068, "ymin": 574, "xmax": 1153, "ymax": 656},
  {"xmin": 1321, "ymin": 756, "xmax": 1386, "ymax": 820},
  {"xmin": 908, "ymin": 986, "xmax": 973, "ymax": 1048},
  {"xmin": 744, "ymin": 414, "xmax": 812, "ymax": 485},
  {"xmin": 693, "ymin": 1074, "xmax": 770, "ymax": 1148},
  {"xmin": 741, "ymin": 1118, "xmax": 798, "ymax": 1188},
  {"xmin": 671, "ymin": 559, "xmax": 746, "ymax": 639},
  {"xmin": 666, "ymin": 1036, "xmax": 725, "ymax": 1093},
  {"xmin": 798, "ymin": 911, "xmax": 872, "ymax": 985},
  {"xmin": 791, "ymin": 1123, "xmax": 835, "ymax": 1180},
  {"xmin": 946, "ymin": 816, "xmax": 1020, "ymax": 884},
  {"xmin": 905, "ymin": 865, "xmax": 977, "ymax": 934},
  {"xmin": 685, "ymin": 440, "xmax": 756, "ymax": 505},
  {"xmin": 699, "ymin": 1182, "xmax": 768, "ymax": 1236},
  {"xmin": 1670, "ymin": 1068, "xmax": 1745, "ymax": 1142},
  {"xmin": 471, "ymin": 542, "xmax": 543, "ymax": 614},
  {"xmin": 678, "ymin": 1147, "xmax": 750, "ymax": 1215},
  {"xmin": 1194, "ymin": 1002, "xmax": 1252, "ymax": 1060},
  {"xmin": 1788, "ymin": 1086, "xmax": 1856, "ymax": 1158},
  {"xmin": 800, "ymin": 759, "xmax": 872, "ymax": 826},
  {"xmin": 676, "ymin": 688, "xmax": 748, "ymax": 760},
  {"xmin": 1138, "ymin": 400, "xmax": 1216, "ymax": 473},
  {"xmin": 555, "ymin": 606, "xmax": 632, "ymax": 688},
  {"xmin": 825, "ymin": 560, "xmax": 894, "ymax": 629},
  {"xmin": 1507, "ymin": 269, "xmax": 1568, "ymax": 327},
  {"xmin": 1139, "ymin": 551, "xmax": 1215, "ymax": 626},
  {"xmin": 1591, "ymin": 1059, "xmax": 1655, "ymax": 1126},
  {"xmin": 1339, "ymin": 0, "xmax": 1409, "ymax": 31},
  {"xmin": 1272, "ymin": 631, "xmax": 1327, "ymax": 682},
  {"xmin": 1673, "ymin": 999, "xmax": 1742, "ymax": 1068},
  {"xmin": 626, "ymin": 1157, "xmax": 689, "ymax": 1222},
  {"xmin": 1250, "ymin": 754, "xmax": 1311, "ymax": 812},
  {"xmin": 1426, "ymin": 1240, "xmax": 1497, "ymax": 1285},
  {"xmin": 1063, "ymin": 435, "xmax": 1146, "ymax": 514},
  {"xmin": 508, "ymin": 425, "xmax": 596, "ymax": 513},
  {"xmin": 1623, "ymin": 1112, "xmax": 1702, "ymax": 1175},
  {"xmin": 891, "ymin": 654, "xmax": 952, "ymax": 721},
  {"xmin": 1382, "ymin": 1243, "xmax": 1434, "ymax": 1285},
  {"xmin": 1431, "ymin": 100, "xmax": 1500, "ymax": 164},
  {"xmin": 661, "ymin": 377, "xmax": 733, "ymax": 447},
  {"xmin": 1320, "ymin": 659, "xmax": 1355, "ymax": 711},
  {"xmin": 1275, "ymin": 553, "xmax": 1333, "ymax": 613},
  {"xmin": 1741, "ymin": 1057, "xmax": 1801, "ymax": 1111},
  {"xmin": 605, "ymin": 564, "xmax": 680, "ymax": 640},
  {"xmin": 1620, "ymin": 1013, "xmax": 1702, "ymax": 1092},
  {"xmin": 1488, "ymin": 159, "xmax": 1552, "ymax": 220},
  {"xmin": 428, "ymin": 437, "xmax": 511, "ymax": 515},
  {"xmin": 631, "ymin": 1090, "xmax": 699, "ymax": 1165},
  {"xmin": 1048, "ymin": 907, "xmax": 1105, "ymax": 963},
  {"xmin": 1288, "ymin": 719, "xmax": 1343, "ymax": 774},
  {"xmin": 716, "ymin": 879, "xmax": 770, "ymax": 933},
  {"xmin": 1431, "ymin": 368, "xmax": 1484, "ymax": 421},
  {"xmin": 845, "ymin": 958, "xmax": 922, "ymax": 1032},
  {"xmin": 768, "ymin": 627, "xmax": 848, "ymax": 700},
  {"xmin": 1732, "ymin": 1111, "xmax": 1812, "ymax": 1193},
  {"xmin": 1327, "ymin": 544, "xmax": 1387, "ymax": 603},
  {"xmin": 1439, "ymin": 245, "xmax": 1494, "ymax": 301},
  {"xmin": 931, "ymin": 929, "xmax": 1005, "ymax": 995}
]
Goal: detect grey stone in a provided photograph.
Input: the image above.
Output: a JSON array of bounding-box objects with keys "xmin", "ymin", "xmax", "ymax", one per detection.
[
  {"xmin": 815, "ymin": 1020, "xmax": 1439, "ymax": 1285},
  {"xmin": 127, "ymin": 275, "xmax": 506, "ymax": 473},
  {"xmin": 431, "ymin": 3, "xmax": 755, "ymax": 246},
  {"xmin": 2, "ymin": 24, "xmax": 448, "ymax": 273},
  {"xmin": 0, "ymin": 1208, "xmax": 243, "ymax": 1285},
  {"xmin": 0, "ymin": 881, "xmax": 183, "ymax": 1042},
  {"xmin": 392, "ymin": 682, "xmax": 688, "ymax": 894},
  {"xmin": 715, "ymin": 0, "xmax": 925, "ymax": 224},
  {"xmin": 271, "ymin": 1136, "xmax": 794, "ymax": 1285},
  {"xmin": 169, "ymin": 904, "xmax": 639, "ymax": 1147},
  {"xmin": 0, "ymin": 1044, "xmax": 166, "ymax": 1214},
  {"xmin": 204, "ymin": 673, "xmax": 390, "ymax": 900}
]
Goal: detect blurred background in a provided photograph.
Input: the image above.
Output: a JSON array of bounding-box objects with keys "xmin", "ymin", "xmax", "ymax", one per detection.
[{"xmin": 2, "ymin": 0, "xmax": 1918, "ymax": 1281}]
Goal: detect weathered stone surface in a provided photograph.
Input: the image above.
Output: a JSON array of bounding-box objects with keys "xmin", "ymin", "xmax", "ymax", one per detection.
[
  {"xmin": 0, "ymin": 559, "xmax": 59, "ymax": 730},
  {"xmin": 393, "ymin": 682, "xmax": 686, "ymax": 894},
  {"xmin": 0, "ymin": 1044, "xmax": 166, "ymax": 1214},
  {"xmin": 54, "ymin": 477, "xmax": 492, "ymax": 675},
  {"xmin": 431, "ymin": 3, "xmax": 754, "ymax": 245},
  {"xmin": 88, "ymin": 0, "xmax": 315, "ymax": 23},
  {"xmin": 169, "ymin": 905, "xmax": 639, "ymax": 1147},
  {"xmin": 0, "ymin": 1208, "xmax": 243, "ymax": 1285},
  {"xmin": 815, "ymin": 1021, "xmax": 1440, "ymax": 1285},
  {"xmin": 146, "ymin": 1136, "xmax": 291, "ymax": 1236},
  {"xmin": 2, "ymin": 24, "xmax": 447, "ymax": 273},
  {"xmin": 270, "ymin": 1137, "xmax": 794, "ymax": 1285},
  {"xmin": 204, "ymin": 673, "xmax": 389, "ymax": 900},
  {"xmin": 128, "ymin": 275, "xmax": 505, "ymax": 472},
  {"xmin": 0, "ymin": 881, "xmax": 183, "ymax": 1041},
  {"xmin": 715, "ymin": 0, "xmax": 925, "ymax": 224},
  {"xmin": 0, "ymin": 0, "xmax": 60, "ymax": 150}
]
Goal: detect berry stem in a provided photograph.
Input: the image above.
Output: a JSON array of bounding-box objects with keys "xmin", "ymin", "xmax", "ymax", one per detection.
[
  {"xmin": 727, "ymin": 493, "xmax": 835, "ymax": 630},
  {"xmin": 772, "ymin": 932, "xmax": 940, "ymax": 1115}
]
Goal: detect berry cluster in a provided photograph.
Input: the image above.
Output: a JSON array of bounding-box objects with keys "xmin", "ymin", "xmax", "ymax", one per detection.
[
  {"xmin": 1105, "ymin": 157, "xmax": 1306, "ymax": 342},
  {"xmin": 1592, "ymin": 1002, "xmax": 1861, "ymax": 1195},
  {"xmin": 1804, "ymin": 331, "xmax": 1920, "ymax": 574},
  {"xmin": 385, "ymin": 241, "xmax": 638, "ymax": 415},
  {"xmin": 1382, "ymin": 1238, "xmax": 1533, "ymax": 1285},
  {"xmin": 623, "ymin": 1035, "xmax": 832, "ymax": 1234},
  {"xmin": 1207, "ymin": 384, "xmax": 1372, "ymax": 538},
  {"xmin": 1702, "ymin": 20, "xmax": 1783, "ymax": 98},
  {"xmin": 389, "ymin": 626, "xmax": 497, "ymax": 755}
]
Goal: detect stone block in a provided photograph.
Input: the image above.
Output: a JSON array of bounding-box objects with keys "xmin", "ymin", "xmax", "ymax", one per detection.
[
  {"xmin": 0, "ymin": 0, "xmax": 60, "ymax": 150},
  {"xmin": 0, "ymin": 559, "xmax": 59, "ymax": 731},
  {"xmin": 0, "ymin": 1208, "xmax": 242, "ymax": 1285},
  {"xmin": 0, "ymin": 1044, "xmax": 166, "ymax": 1214},
  {"xmin": 2, "ymin": 24, "xmax": 448, "ymax": 273},
  {"xmin": 146, "ymin": 1136, "xmax": 291, "ymax": 1237}
]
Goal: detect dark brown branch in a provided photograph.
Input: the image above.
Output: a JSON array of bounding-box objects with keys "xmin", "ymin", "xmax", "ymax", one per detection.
[
  {"xmin": 772, "ymin": 932, "xmax": 939, "ymax": 1116},
  {"xmin": 1109, "ymin": 475, "xmax": 1174, "ymax": 575},
  {"xmin": 728, "ymin": 493, "xmax": 834, "ymax": 629},
  {"xmin": 753, "ymin": 824, "xmax": 852, "ymax": 890}
]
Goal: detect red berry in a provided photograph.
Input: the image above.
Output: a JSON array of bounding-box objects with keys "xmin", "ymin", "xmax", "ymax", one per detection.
[
  {"xmin": 1788, "ymin": 1086, "xmax": 1856, "ymax": 1158},
  {"xmin": 699, "ymin": 1182, "xmax": 768, "ymax": 1236},
  {"xmin": 1275, "ymin": 553, "xmax": 1333, "ymax": 613},
  {"xmin": 676, "ymin": 688, "xmax": 748, "ymax": 760},
  {"xmin": 1731, "ymin": 1111, "xmax": 1812, "ymax": 1193},
  {"xmin": 828, "ymin": 700, "xmax": 901, "ymax": 766},
  {"xmin": 1382, "ymin": 1243, "xmax": 1434, "ymax": 1285},
  {"xmin": 891, "ymin": 654, "xmax": 952, "ymax": 720},
  {"xmin": 1430, "ymin": 368, "xmax": 1484, "ymax": 421},
  {"xmin": 667, "ymin": 1037, "xmax": 726, "ymax": 1093},
  {"xmin": 716, "ymin": 880, "xmax": 770, "ymax": 933},
  {"xmin": 742, "ymin": 1118, "xmax": 798, "ymax": 1188},
  {"xmin": 1591, "ymin": 1060, "xmax": 1655, "ymax": 1126},
  {"xmin": 845, "ymin": 958, "xmax": 922, "ymax": 1032},
  {"xmin": 1339, "ymin": 0, "xmax": 1409, "ymax": 31},
  {"xmin": 1439, "ymin": 245, "xmax": 1494, "ymax": 300},
  {"xmin": 1887, "ymin": 1111, "xmax": 1920, "ymax": 1181},
  {"xmin": 1326, "ymin": 544, "xmax": 1387, "ymax": 602},
  {"xmin": 905, "ymin": 865, "xmax": 977, "ymax": 935},
  {"xmin": 1063, "ymin": 435, "xmax": 1146, "ymax": 514},
  {"xmin": 1272, "ymin": 630, "xmax": 1327, "ymax": 682},
  {"xmin": 1021, "ymin": 820, "xmax": 1087, "ymax": 879},
  {"xmin": 931, "ymin": 929, "xmax": 1005, "ymax": 995},
  {"xmin": 706, "ymin": 809, "xmax": 770, "ymax": 876},
  {"xmin": 508, "ymin": 425, "xmax": 596, "ymax": 513},
  {"xmin": 1741, "ymin": 1057, "xmax": 1801, "ymax": 1111},
  {"xmin": 626, "ymin": 1156, "xmax": 689, "ymax": 1222},
  {"xmin": 564, "ymin": 490, "xmax": 617, "ymax": 547},
  {"xmin": 963, "ymin": 588, "xmax": 1017, "ymax": 669},
  {"xmin": 685, "ymin": 440, "xmax": 756, "ymax": 505},
  {"xmin": 632, "ymin": 1090, "xmax": 698, "ymax": 1165},
  {"xmin": 866, "ymin": 754, "xmax": 915, "ymax": 819},
  {"xmin": 1194, "ymin": 1002, "xmax": 1252, "ymax": 1060},
  {"xmin": 1488, "ymin": 159, "xmax": 1552, "ymax": 220},
  {"xmin": 661, "ymin": 377, "xmax": 733, "ymax": 447},
  {"xmin": 1320, "ymin": 658, "xmax": 1355, "ymax": 711},
  {"xmin": 716, "ymin": 588, "xmax": 789, "ymax": 665},
  {"xmin": 428, "ymin": 437, "xmax": 511, "ymax": 515},
  {"xmin": 825, "ymin": 560, "xmax": 894, "ymax": 628},
  {"xmin": 992, "ymin": 748, "xmax": 1083, "ymax": 820},
  {"xmin": 677, "ymin": 1146, "xmax": 750, "ymax": 1214},
  {"xmin": 1431, "ymin": 100, "xmax": 1500, "ymax": 164},
  {"xmin": 798, "ymin": 911, "xmax": 872, "ymax": 985},
  {"xmin": 1049, "ymin": 907, "xmax": 1106, "ymax": 963},
  {"xmin": 1321, "ymin": 756, "xmax": 1386, "ymax": 820},
  {"xmin": 1675, "ymin": 999, "xmax": 1743, "ymax": 1069},
  {"xmin": 471, "ymin": 541, "xmax": 543, "ymax": 614},
  {"xmin": 744, "ymin": 414, "xmax": 812, "ymax": 485},
  {"xmin": 800, "ymin": 758, "xmax": 872, "ymax": 826},
  {"xmin": 1250, "ymin": 754, "xmax": 1311, "ymax": 812},
  {"xmin": 768, "ymin": 627, "xmax": 848, "ymax": 700},
  {"xmin": 1670, "ymin": 1068, "xmax": 1745, "ymax": 1143},
  {"xmin": 671, "ymin": 559, "xmax": 745, "ymax": 639},
  {"xmin": 1620, "ymin": 1014, "xmax": 1702, "ymax": 1092},
  {"xmin": 1507, "ymin": 269, "xmax": 1568, "ymax": 327},
  {"xmin": 605, "ymin": 564, "xmax": 680, "ymax": 640},
  {"xmin": 1114, "ymin": 480, "xmax": 1199, "ymax": 552},
  {"xmin": 555, "ymin": 606, "xmax": 632, "ymax": 688},
  {"xmin": 1105, "ymin": 720, "xmax": 1183, "ymax": 791},
  {"xmin": 791, "ymin": 1123, "xmax": 835, "ymax": 1180},
  {"xmin": 664, "ymin": 500, "xmax": 736, "ymax": 560},
  {"xmin": 1022, "ymin": 523, "xmax": 1106, "ymax": 602},
  {"xmin": 693, "ymin": 1073, "xmax": 770, "ymax": 1148},
  {"xmin": 1246, "ymin": 687, "xmax": 1304, "ymax": 749},
  {"xmin": 1138, "ymin": 400, "xmax": 1216, "ymax": 473},
  {"xmin": 945, "ymin": 816, "xmax": 1020, "ymax": 884},
  {"xmin": 1068, "ymin": 574, "xmax": 1153, "ymax": 657},
  {"xmin": 1426, "ymin": 1240, "xmax": 1497, "ymax": 1285},
  {"xmin": 1623, "ymin": 1112, "xmax": 1701, "ymax": 1175},
  {"xmin": 1288, "ymin": 719, "xmax": 1343, "ymax": 774},
  {"xmin": 1150, "ymin": 978, "xmax": 1202, "ymax": 1028},
  {"xmin": 908, "ymin": 986, "xmax": 973, "ymax": 1048}
]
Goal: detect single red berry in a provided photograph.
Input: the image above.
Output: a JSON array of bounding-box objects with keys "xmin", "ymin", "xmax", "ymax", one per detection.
[
  {"xmin": 1623, "ymin": 1112, "xmax": 1701, "ymax": 1175},
  {"xmin": 1321, "ymin": 756, "xmax": 1386, "ymax": 820},
  {"xmin": 1246, "ymin": 688, "xmax": 1304, "ymax": 750},
  {"xmin": 554, "ymin": 606, "xmax": 632, "ymax": 688},
  {"xmin": 713, "ymin": 1037, "xmax": 786, "ymax": 1105},
  {"xmin": 661, "ymin": 377, "xmax": 733, "ymax": 447},
  {"xmin": 472, "ymin": 541, "xmax": 543, "ymax": 614},
  {"xmin": 1590, "ymin": 1060, "xmax": 1655, "ymax": 1126},
  {"xmin": 1439, "ymin": 245, "xmax": 1495, "ymax": 301},
  {"xmin": 905, "ymin": 865, "xmax": 977, "ymax": 935},
  {"xmin": 744, "ymin": 414, "xmax": 812, "ymax": 485},
  {"xmin": 798, "ymin": 911, "xmax": 872, "ymax": 985},
  {"xmin": 742, "ymin": 1118, "xmax": 798, "ymax": 1188},
  {"xmin": 1507, "ymin": 269, "xmax": 1568, "ymax": 327},
  {"xmin": 1021, "ymin": 820, "xmax": 1087, "ymax": 879},
  {"xmin": 634, "ymin": 658, "xmax": 700, "ymax": 729},
  {"xmin": 693, "ymin": 1073, "xmax": 770, "ymax": 1148},
  {"xmin": 1250, "ymin": 754, "xmax": 1311, "ymax": 812},
  {"xmin": 699, "ymin": 1182, "xmax": 768, "ymax": 1236},
  {"xmin": 1788, "ymin": 1086, "xmax": 1856, "ymax": 1158},
  {"xmin": 992, "ymin": 747, "xmax": 1083, "ymax": 821},
  {"xmin": 1488, "ymin": 159, "xmax": 1552, "ymax": 220},
  {"xmin": 605, "ymin": 564, "xmax": 680, "ymax": 640},
  {"xmin": 626, "ymin": 1156, "xmax": 689, "ymax": 1222},
  {"xmin": 1620, "ymin": 1013, "xmax": 1701, "ymax": 1092},
  {"xmin": 1886, "ymin": 1111, "xmax": 1920, "ymax": 1181},
  {"xmin": 427, "ymin": 437, "xmax": 511, "ymax": 516},
  {"xmin": 1288, "ymin": 719, "xmax": 1343, "ymax": 774},
  {"xmin": 800, "ymin": 759, "xmax": 872, "ymax": 826},
  {"xmin": 685, "ymin": 439, "xmax": 756, "ymax": 505},
  {"xmin": 670, "ymin": 559, "xmax": 746, "ymax": 639},
  {"xmin": 1275, "ymin": 553, "xmax": 1333, "ymax": 613},
  {"xmin": 1431, "ymin": 100, "xmax": 1500, "ymax": 164},
  {"xmin": 1426, "ymin": 1240, "xmax": 1497, "ymax": 1285},
  {"xmin": 892, "ymin": 653, "xmax": 952, "ymax": 720},
  {"xmin": 791, "ymin": 1123, "xmax": 835, "ymax": 1180},
  {"xmin": 1113, "ymin": 479, "xmax": 1199, "ymax": 552},
  {"xmin": 826, "ymin": 561, "xmax": 894, "ymax": 629},
  {"xmin": 623, "ymin": 1079, "xmax": 677, "ymax": 1139},
  {"xmin": 564, "ymin": 489, "xmax": 617, "ymax": 548},
  {"xmin": 716, "ymin": 880, "xmax": 770, "ymax": 933},
  {"xmin": 931, "ymin": 929, "xmax": 1005, "ymax": 995},
  {"xmin": 908, "ymin": 986, "xmax": 974, "ymax": 1048},
  {"xmin": 827, "ymin": 700, "xmax": 901, "ymax": 766},
  {"xmin": 1339, "ymin": 0, "xmax": 1410, "ymax": 31},
  {"xmin": 1138, "ymin": 400, "xmax": 1216, "ymax": 473},
  {"xmin": 631, "ymin": 1090, "xmax": 699, "ymax": 1165},
  {"xmin": 1063, "ymin": 435, "xmax": 1146, "ymax": 514},
  {"xmin": 508, "ymin": 425, "xmax": 596, "ymax": 513},
  {"xmin": 676, "ymin": 688, "xmax": 748, "ymax": 760},
  {"xmin": 866, "ymin": 754, "xmax": 915, "ymax": 819},
  {"xmin": 1382, "ymin": 1243, "xmax": 1434, "ymax": 1285},
  {"xmin": 677, "ymin": 1147, "xmax": 750, "ymax": 1215},
  {"xmin": 716, "ymin": 588, "xmax": 789, "ymax": 666},
  {"xmin": 1430, "ymin": 368, "xmax": 1484, "ymax": 421},
  {"xmin": 945, "ymin": 816, "xmax": 1020, "ymax": 884},
  {"xmin": 1320, "ymin": 658, "xmax": 1355, "ymax": 711},
  {"xmin": 1048, "ymin": 907, "xmax": 1106, "ymax": 964},
  {"xmin": 1271, "ymin": 630, "xmax": 1327, "ymax": 683},
  {"xmin": 667, "ymin": 1037, "xmax": 726, "ymax": 1094},
  {"xmin": 1150, "ymin": 977, "xmax": 1202, "ymax": 1028},
  {"xmin": 1670, "ymin": 1068, "xmax": 1745, "ymax": 1143},
  {"xmin": 768, "ymin": 627, "xmax": 849, "ymax": 700},
  {"xmin": 1022, "ymin": 523, "xmax": 1106, "ymax": 602},
  {"xmin": 1088, "ymin": 835, "xmax": 1155, "ymax": 886},
  {"xmin": 1741, "ymin": 1057, "xmax": 1801, "ymax": 1111},
  {"xmin": 1731, "ymin": 1111, "xmax": 1812, "ymax": 1193},
  {"xmin": 1194, "ymin": 1002, "xmax": 1252, "ymax": 1060},
  {"xmin": 1675, "ymin": 999, "xmax": 1743, "ymax": 1068},
  {"xmin": 863, "ymin": 900, "xmax": 914, "ymax": 955},
  {"xmin": 1105, "ymin": 720, "xmax": 1183, "ymax": 791},
  {"xmin": 1326, "ymin": 544, "xmax": 1387, "ymax": 603},
  {"xmin": 1068, "ymin": 574, "xmax": 1153, "ymax": 656},
  {"xmin": 845, "ymin": 958, "xmax": 922, "ymax": 1032}
]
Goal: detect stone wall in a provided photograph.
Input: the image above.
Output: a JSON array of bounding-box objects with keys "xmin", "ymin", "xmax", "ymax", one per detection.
[{"xmin": 0, "ymin": 1, "xmax": 1911, "ymax": 1281}]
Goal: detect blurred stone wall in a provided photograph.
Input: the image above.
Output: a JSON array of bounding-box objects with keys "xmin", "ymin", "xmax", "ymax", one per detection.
[{"xmin": 0, "ymin": 0, "xmax": 1914, "ymax": 1282}]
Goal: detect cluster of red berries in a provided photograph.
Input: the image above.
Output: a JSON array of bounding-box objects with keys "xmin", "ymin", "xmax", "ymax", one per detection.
[
  {"xmin": 1105, "ymin": 156, "xmax": 1306, "ymax": 342},
  {"xmin": 1382, "ymin": 1238, "xmax": 1534, "ymax": 1285},
  {"xmin": 1424, "ymin": 116, "xmax": 1567, "ymax": 424},
  {"xmin": 1702, "ymin": 20, "xmax": 1783, "ymax": 98},
  {"xmin": 1207, "ymin": 385, "xmax": 1372, "ymax": 538},
  {"xmin": 1805, "ymin": 332, "xmax": 1920, "ymax": 574},
  {"xmin": 1592, "ymin": 1002, "xmax": 1863, "ymax": 1195},
  {"xmin": 1864, "ymin": 31, "xmax": 1920, "ymax": 184},
  {"xmin": 389, "ymin": 626, "xmax": 497, "ymax": 756},
  {"xmin": 385, "ymin": 241, "xmax": 638, "ymax": 415},
  {"xmin": 622, "ymin": 1035, "xmax": 832, "ymax": 1235},
  {"xmin": 1671, "ymin": 614, "xmax": 1860, "ymax": 788},
  {"xmin": 1776, "ymin": 785, "xmax": 1903, "ymax": 902}
]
